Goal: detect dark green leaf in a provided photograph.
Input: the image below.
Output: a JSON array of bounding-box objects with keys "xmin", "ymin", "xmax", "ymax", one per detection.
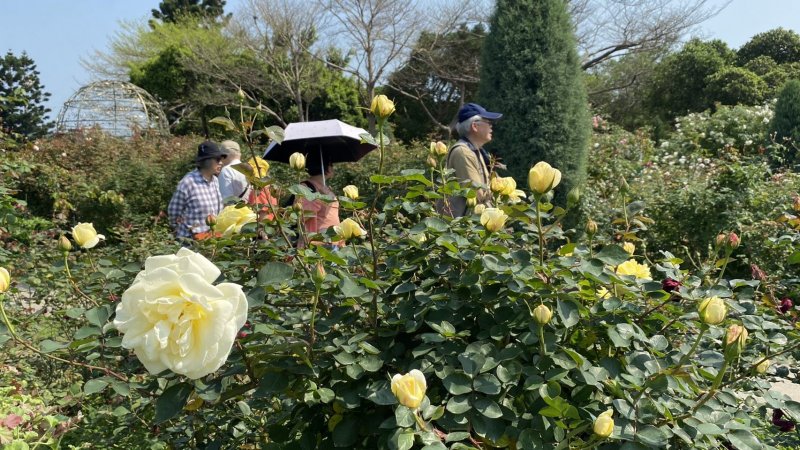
[
  {"xmin": 443, "ymin": 373, "xmax": 473, "ymax": 395},
  {"xmin": 83, "ymin": 378, "xmax": 109, "ymax": 395},
  {"xmin": 595, "ymin": 245, "xmax": 631, "ymax": 266},
  {"xmin": 154, "ymin": 383, "xmax": 194, "ymax": 424},
  {"xmin": 473, "ymin": 397, "xmax": 503, "ymax": 418},
  {"xmin": 257, "ymin": 262, "xmax": 294, "ymax": 285},
  {"xmin": 332, "ymin": 415, "xmax": 360, "ymax": 447}
]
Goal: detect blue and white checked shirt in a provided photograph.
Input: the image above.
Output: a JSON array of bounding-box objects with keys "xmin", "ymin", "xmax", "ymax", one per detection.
[{"xmin": 167, "ymin": 170, "xmax": 223, "ymax": 238}]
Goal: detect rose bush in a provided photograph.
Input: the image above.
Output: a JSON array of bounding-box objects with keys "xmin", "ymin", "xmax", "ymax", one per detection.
[{"xmin": 0, "ymin": 100, "xmax": 798, "ymax": 449}]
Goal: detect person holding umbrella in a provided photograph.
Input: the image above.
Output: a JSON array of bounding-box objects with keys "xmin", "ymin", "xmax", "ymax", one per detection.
[{"xmin": 294, "ymin": 155, "xmax": 342, "ymax": 248}]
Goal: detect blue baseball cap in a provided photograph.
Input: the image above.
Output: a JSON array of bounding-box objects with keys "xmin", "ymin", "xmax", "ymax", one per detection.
[{"xmin": 457, "ymin": 103, "xmax": 503, "ymax": 123}]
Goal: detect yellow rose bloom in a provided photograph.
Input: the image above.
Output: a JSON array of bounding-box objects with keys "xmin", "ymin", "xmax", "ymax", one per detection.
[
  {"xmin": 113, "ymin": 248, "xmax": 248, "ymax": 379},
  {"xmin": 335, "ymin": 218, "xmax": 367, "ymax": 240},
  {"xmin": 596, "ymin": 287, "xmax": 611, "ymax": 299},
  {"xmin": 247, "ymin": 156, "xmax": 270, "ymax": 178},
  {"xmin": 429, "ymin": 141, "xmax": 448, "ymax": 156},
  {"xmin": 622, "ymin": 242, "xmax": 635, "ymax": 255},
  {"xmin": 480, "ymin": 207, "xmax": 508, "ymax": 233},
  {"xmin": 289, "ymin": 152, "xmax": 306, "ymax": 171},
  {"xmin": 71, "ymin": 222, "xmax": 105, "ymax": 249},
  {"xmin": 216, "ymin": 205, "xmax": 257, "ymax": 237},
  {"xmin": 343, "ymin": 185, "xmax": 359, "ymax": 200},
  {"xmin": 508, "ymin": 189, "xmax": 527, "ymax": 204},
  {"xmin": 698, "ymin": 296, "xmax": 727, "ymax": 325},
  {"xmin": 391, "ymin": 369, "xmax": 426, "ymax": 409},
  {"xmin": 615, "ymin": 259, "xmax": 651, "ymax": 280},
  {"xmin": 528, "ymin": 161, "xmax": 562, "ymax": 195},
  {"xmin": 370, "ymin": 94, "xmax": 395, "ymax": 119},
  {"xmin": 593, "ymin": 410, "xmax": 614, "ymax": 438},
  {"xmin": 474, "ymin": 204, "xmax": 486, "ymax": 215},
  {"xmin": 0, "ymin": 267, "xmax": 10, "ymax": 293},
  {"xmin": 491, "ymin": 176, "xmax": 517, "ymax": 196}
]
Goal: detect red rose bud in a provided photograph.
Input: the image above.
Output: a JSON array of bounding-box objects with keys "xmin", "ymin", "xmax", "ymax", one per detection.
[
  {"xmin": 237, "ymin": 331, "xmax": 248, "ymax": 339},
  {"xmin": 662, "ymin": 278, "xmax": 681, "ymax": 293},
  {"xmin": 779, "ymin": 297, "xmax": 794, "ymax": 314},
  {"xmin": 108, "ymin": 293, "xmax": 119, "ymax": 302},
  {"xmin": 772, "ymin": 409, "xmax": 796, "ymax": 432},
  {"xmin": 728, "ymin": 232, "xmax": 740, "ymax": 249}
]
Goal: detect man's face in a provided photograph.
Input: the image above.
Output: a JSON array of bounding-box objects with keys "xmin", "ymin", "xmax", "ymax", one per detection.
[
  {"xmin": 473, "ymin": 119, "xmax": 494, "ymax": 143},
  {"xmin": 213, "ymin": 157, "xmax": 224, "ymax": 175}
]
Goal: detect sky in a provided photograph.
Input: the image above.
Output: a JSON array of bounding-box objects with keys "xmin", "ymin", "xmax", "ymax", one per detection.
[{"xmin": 2, "ymin": 0, "xmax": 800, "ymax": 122}]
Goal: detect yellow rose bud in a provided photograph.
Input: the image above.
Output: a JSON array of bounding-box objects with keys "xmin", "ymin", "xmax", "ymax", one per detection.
[
  {"xmin": 335, "ymin": 218, "xmax": 367, "ymax": 240},
  {"xmin": 426, "ymin": 156, "xmax": 438, "ymax": 168},
  {"xmin": 237, "ymin": 88, "xmax": 246, "ymax": 100},
  {"xmin": 698, "ymin": 296, "xmax": 727, "ymax": 325},
  {"xmin": 480, "ymin": 207, "xmax": 509, "ymax": 233},
  {"xmin": 586, "ymin": 219, "xmax": 598, "ymax": 235},
  {"xmin": 391, "ymin": 369, "xmax": 426, "ymax": 409},
  {"xmin": 474, "ymin": 204, "xmax": 486, "ymax": 215},
  {"xmin": 289, "ymin": 152, "xmax": 306, "ymax": 171},
  {"xmin": 430, "ymin": 141, "xmax": 448, "ymax": 156},
  {"xmin": 593, "ymin": 410, "xmax": 614, "ymax": 438},
  {"xmin": 528, "ymin": 161, "xmax": 562, "ymax": 195},
  {"xmin": 206, "ymin": 214, "xmax": 217, "ymax": 228},
  {"xmin": 313, "ymin": 262, "xmax": 326, "ymax": 286},
  {"xmin": 0, "ymin": 267, "xmax": 10, "ymax": 293},
  {"xmin": 343, "ymin": 185, "xmax": 359, "ymax": 200},
  {"xmin": 247, "ymin": 156, "xmax": 270, "ymax": 178},
  {"xmin": 532, "ymin": 304, "xmax": 552, "ymax": 325},
  {"xmin": 756, "ymin": 358, "xmax": 770, "ymax": 374},
  {"xmin": 58, "ymin": 235, "xmax": 72, "ymax": 253},
  {"xmin": 622, "ymin": 242, "xmax": 635, "ymax": 255},
  {"xmin": 370, "ymin": 94, "xmax": 396, "ymax": 119},
  {"xmin": 71, "ymin": 222, "xmax": 105, "ymax": 249},
  {"xmin": 724, "ymin": 324, "xmax": 748, "ymax": 359},
  {"xmin": 466, "ymin": 197, "xmax": 477, "ymax": 208}
]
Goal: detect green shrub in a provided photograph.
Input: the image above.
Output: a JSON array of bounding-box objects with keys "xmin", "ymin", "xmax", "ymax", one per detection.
[{"xmin": 769, "ymin": 79, "xmax": 800, "ymax": 169}]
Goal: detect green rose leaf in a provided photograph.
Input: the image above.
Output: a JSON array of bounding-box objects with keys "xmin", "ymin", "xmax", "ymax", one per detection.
[
  {"xmin": 443, "ymin": 372, "xmax": 473, "ymax": 395},
  {"xmin": 154, "ymin": 382, "xmax": 194, "ymax": 424}
]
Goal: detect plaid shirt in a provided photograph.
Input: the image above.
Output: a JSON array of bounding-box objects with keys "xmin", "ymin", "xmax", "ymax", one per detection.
[{"xmin": 167, "ymin": 170, "xmax": 223, "ymax": 238}]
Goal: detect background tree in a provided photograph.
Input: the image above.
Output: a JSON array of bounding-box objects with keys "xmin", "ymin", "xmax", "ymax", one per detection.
[
  {"xmin": 703, "ymin": 66, "xmax": 767, "ymax": 106},
  {"xmin": 737, "ymin": 27, "xmax": 800, "ymax": 66},
  {"xmin": 0, "ymin": 51, "xmax": 52, "ymax": 140},
  {"xmin": 387, "ymin": 24, "xmax": 486, "ymax": 142},
  {"xmin": 151, "ymin": 0, "xmax": 229, "ymax": 23},
  {"xmin": 479, "ymin": 0, "xmax": 590, "ymax": 204},
  {"xmin": 645, "ymin": 39, "xmax": 735, "ymax": 126},
  {"xmin": 769, "ymin": 79, "xmax": 800, "ymax": 169}
]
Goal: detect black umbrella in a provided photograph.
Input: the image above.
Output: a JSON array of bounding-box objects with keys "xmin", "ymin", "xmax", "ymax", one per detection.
[{"xmin": 263, "ymin": 119, "xmax": 377, "ymax": 164}]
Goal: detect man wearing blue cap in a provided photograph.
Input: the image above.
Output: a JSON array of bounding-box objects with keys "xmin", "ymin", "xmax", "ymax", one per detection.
[{"xmin": 439, "ymin": 102, "xmax": 503, "ymax": 217}]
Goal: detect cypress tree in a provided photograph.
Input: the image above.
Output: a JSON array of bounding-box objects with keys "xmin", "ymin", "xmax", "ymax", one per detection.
[
  {"xmin": 769, "ymin": 78, "xmax": 800, "ymax": 169},
  {"xmin": 478, "ymin": 0, "xmax": 590, "ymax": 203},
  {"xmin": 0, "ymin": 51, "xmax": 52, "ymax": 139}
]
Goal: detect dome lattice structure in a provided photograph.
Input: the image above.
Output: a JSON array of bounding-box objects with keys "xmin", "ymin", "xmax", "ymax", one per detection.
[{"xmin": 55, "ymin": 80, "xmax": 168, "ymax": 137}]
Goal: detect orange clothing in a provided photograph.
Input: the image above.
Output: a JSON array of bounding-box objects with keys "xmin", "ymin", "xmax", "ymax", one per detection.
[
  {"xmin": 299, "ymin": 179, "xmax": 342, "ymax": 248},
  {"xmin": 248, "ymin": 187, "xmax": 278, "ymax": 221}
]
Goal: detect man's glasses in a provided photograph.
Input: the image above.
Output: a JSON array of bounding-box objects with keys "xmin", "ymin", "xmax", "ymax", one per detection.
[{"xmin": 475, "ymin": 120, "xmax": 494, "ymax": 127}]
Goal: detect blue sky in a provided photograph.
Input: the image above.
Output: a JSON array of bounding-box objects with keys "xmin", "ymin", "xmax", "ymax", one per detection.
[{"xmin": 2, "ymin": 0, "xmax": 800, "ymax": 121}]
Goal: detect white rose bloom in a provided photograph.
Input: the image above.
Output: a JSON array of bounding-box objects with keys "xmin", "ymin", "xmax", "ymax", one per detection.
[{"xmin": 114, "ymin": 248, "xmax": 248, "ymax": 379}]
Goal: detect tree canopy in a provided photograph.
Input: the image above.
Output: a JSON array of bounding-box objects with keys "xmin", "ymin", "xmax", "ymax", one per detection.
[{"xmin": 0, "ymin": 51, "xmax": 52, "ymax": 139}]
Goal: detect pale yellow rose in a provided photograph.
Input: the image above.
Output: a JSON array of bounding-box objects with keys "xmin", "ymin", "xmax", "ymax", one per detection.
[
  {"xmin": 391, "ymin": 369, "xmax": 426, "ymax": 409},
  {"xmin": 343, "ymin": 185, "xmax": 359, "ymax": 200},
  {"xmin": 474, "ymin": 204, "xmax": 486, "ymax": 215},
  {"xmin": 622, "ymin": 242, "xmax": 635, "ymax": 255},
  {"xmin": 480, "ymin": 207, "xmax": 508, "ymax": 233},
  {"xmin": 596, "ymin": 286, "xmax": 611, "ymax": 299},
  {"xmin": 593, "ymin": 410, "xmax": 614, "ymax": 438},
  {"xmin": 508, "ymin": 189, "xmax": 527, "ymax": 204},
  {"xmin": 289, "ymin": 152, "xmax": 306, "ymax": 171},
  {"xmin": 72, "ymin": 222, "xmax": 105, "ymax": 249},
  {"xmin": 528, "ymin": 161, "xmax": 562, "ymax": 195},
  {"xmin": 532, "ymin": 304, "xmax": 552, "ymax": 325},
  {"xmin": 0, "ymin": 267, "xmax": 9, "ymax": 293},
  {"xmin": 756, "ymin": 358, "xmax": 770, "ymax": 374},
  {"xmin": 429, "ymin": 141, "xmax": 448, "ymax": 156},
  {"xmin": 615, "ymin": 259, "xmax": 651, "ymax": 280},
  {"xmin": 491, "ymin": 176, "xmax": 517, "ymax": 196},
  {"xmin": 370, "ymin": 94, "xmax": 396, "ymax": 119},
  {"xmin": 113, "ymin": 248, "xmax": 248, "ymax": 379},
  {"xmin": 698, "ymin": 296, "xmax": 727, "ymax": 325},
  {"xmin": 216, "ymin": 205, "xmax": 257, "ymax": 237},
  {"xmin": 335, "ymin": 218, "xmax": 367, "ymax": 240},
  {"xmin": 724, "ymin": 323, "xmax": 748, "ymax": 359},
  {"xmin": 247, "ymin": 156, "xmax": 270, "ymax": 178}
]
